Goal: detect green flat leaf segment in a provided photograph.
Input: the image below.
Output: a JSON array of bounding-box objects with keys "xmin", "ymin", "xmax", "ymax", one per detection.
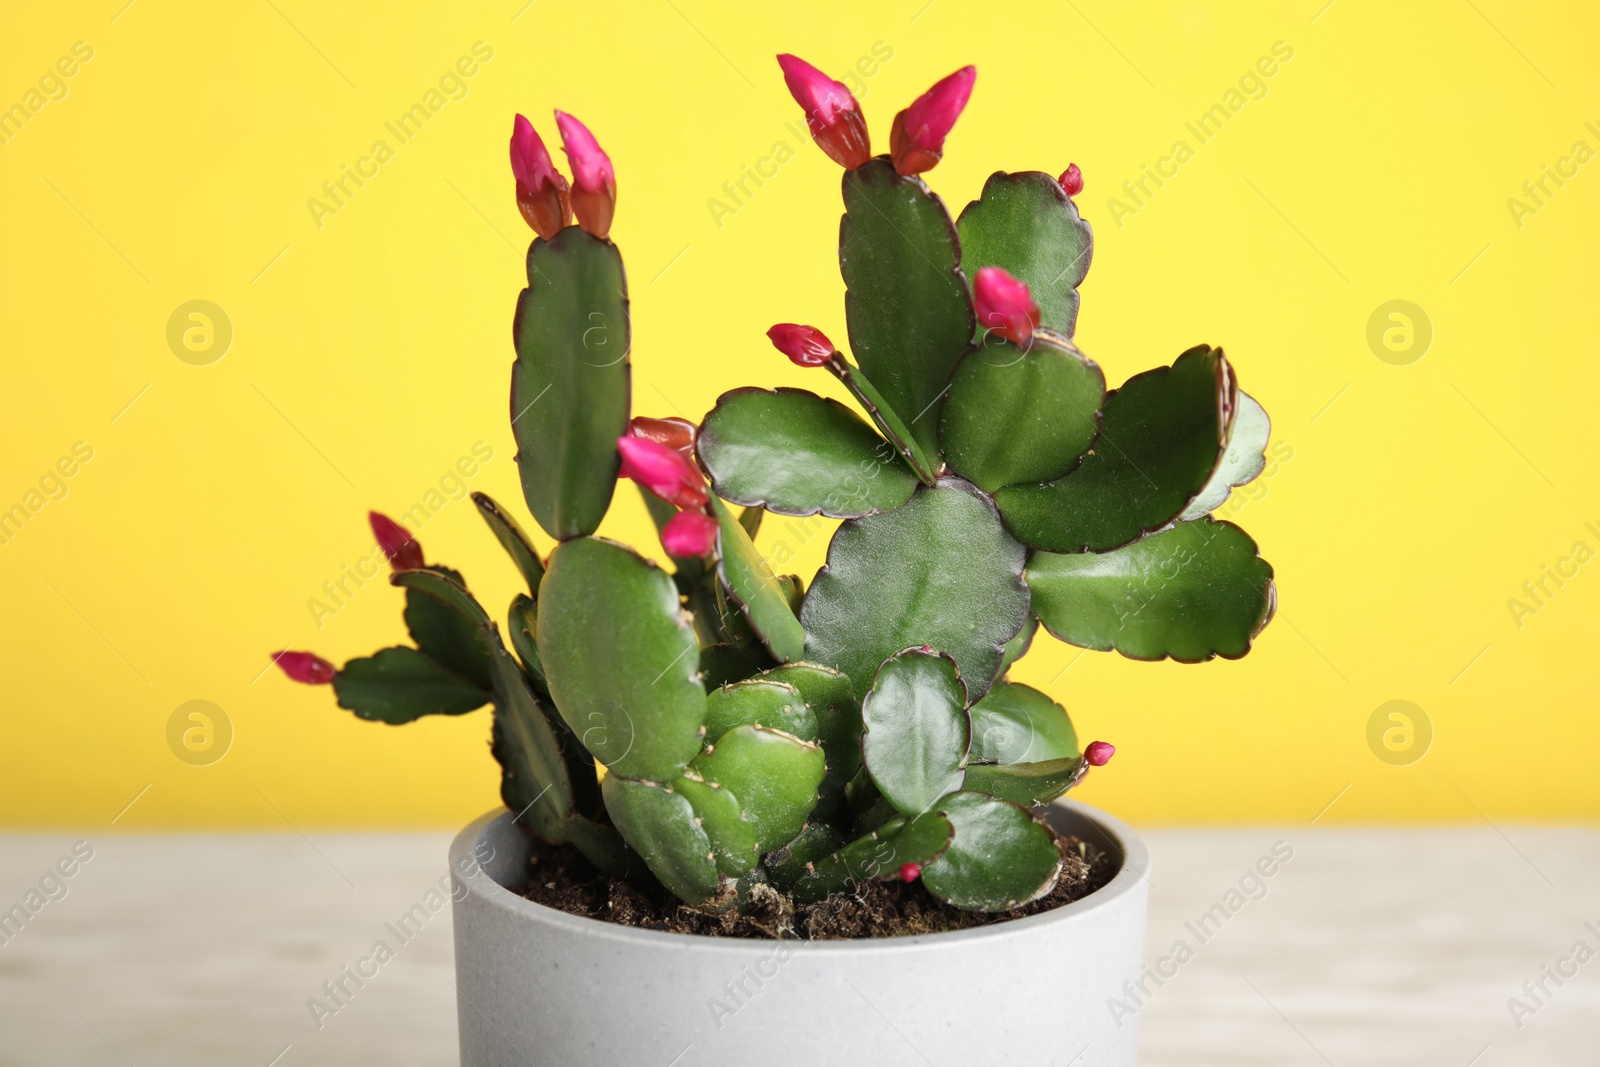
[
  {"xmin": 921, "ymin": 791, "xmax": 1063, "ymax": 912},
  {"xmin": 600, "ymin": 774, "xmax": 720, "ymax": 904},
  {"xmin": 673, "ymin": 774, "xmax": 760, "ymax": 876},
  {"xmin": 962, "ymin": 757, "xmax": 1084, "ymax": 809},
  {"xmin": 698, "ymin": 387, "xmax": 918, "ymax": 518},
  {"xmin": 711, "ymin": 497, "xmax": 806, "ymax": 663},
  {"xmin": 333, "ymin": 646, "xmax": 488, "ymax": 724},
  {"xmin": 968, "ymin": 682, "xmax": 1078, "ymax": 765},
  {"xmin": 486, "ymin": 638, "xmax": 574, "ymax": 841},
  {"xmin": 827, "ymin": 358, "xmax": 941, "ymax": 485},
  {"xmin": 1179, "ymin": 391, "xmax": 1271, "ymax": 521},
  {"xmin": 472, "ymin": 492, "xmax": 547, "ymax": 594},
  {"xmin": 1026, "ymin": 517, "xmax": 1275, "ymax": 662},
  {"xmin": 399, "ymin": 565, "xmax": 492, "ymax": 690},
  {"xmin": 537, "ymin": 537, "xmax": 707, "ymax": 781},
  {"xmin": 392, "ymin": 567, "xmax": 493, "ymax": 627},
  {"xmin": 939, "ymin": 334, "xmax": 1105, "ymax": 493},
  {"xmin": 691, "ymin": 724, "xmax": 825, "ymax": 853},
  {"xmin": 512, "ymin": 228, "xmax": 631, "ymax": 540},
  {"xmin": 840, "ymin": 159, "xmax": 975, "ymax": 460},
  {"xmin": 754, "ymin": 662, "xmax": 859, "ymax": 817},
  {"xmin": 800, "ymin": 478, "xmax": 1031, "ymax": 703},
  {"xmin": 956, "ymin": 170, "xmax": 1094, "ymax": 339},
  {"xmin": 860, "ymin": 649, "xmax": 970, "ymax": 817},
  {"xmin": 790, "ymin": 811, "xmax": 954, "ymax": 903},
  {"xmin": 703, "ymin": 679, "xmax": 816, "ymax": 744},
  {"xmin": 996, "ymin": 344, "xmax": 1236, "ymax": 553}
]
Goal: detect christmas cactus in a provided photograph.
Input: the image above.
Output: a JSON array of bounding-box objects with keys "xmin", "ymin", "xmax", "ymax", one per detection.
[{"xmin": 276, "ymin": 56, "xmax": 1276, "ymax": 915}]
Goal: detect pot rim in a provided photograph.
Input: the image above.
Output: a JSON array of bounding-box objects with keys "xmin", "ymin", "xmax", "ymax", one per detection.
[{"xmin": 451, "ymin": 797, "xmax": 1148, "ymax": 956}]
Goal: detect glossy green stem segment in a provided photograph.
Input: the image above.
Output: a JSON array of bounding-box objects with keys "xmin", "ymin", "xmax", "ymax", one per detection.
[
  {"xmin": 921, "ymin": 792, "xmax": 1063, "ymax": 912},
  {"xmin": 790, "ymin": 811, "xmax": 954, "ymax": 903},
  {"xmin": 537, "ymin": 537, "xmax": 707, "ymax": 782},
  {"xmin": 511, "ymin": 228, "xmax": 631, "ymax": 541},
  {"xmin": 995, "ymin": 345, "xmax": 1236, "ymax": 553},
  {"xmin": 938, "ymin": 334, "xmax": 1105, "ymax": 493},
  {"xmin": 333, "ymin": 646, "xmax": 488, "ymax": 723},
  {"xmin": 956, "ymin": 171, "xmax": 1093, "ymax": 339},
  {"xmin": 968, "ymin": 681, "xmax": 1077, "ymax": 764},
  {"xmin": 753, "ymin": 662, "xmax": 859, "ymax": 820},
  {"xmin": 1026, "ymin": 517, "xmax": 1276, "ymax": 662},
  {"xmin": 800, "ymin": 478, "xmax": 1030, "ymax": 703},
  {"xmin": 962, "ymin": 756, "xmax": 1086, "ymax": 808},
  {"xmin": 506, "ymin": 593, "xmax": 604, "ymax": 818},
  {"xmin": 839, "ymin": 159, "xmax": 975, "ymax": 462},
  {"xmin": 471, "ymin": 492, "xmax": 546, "ymax": 595},
  {"xmin": 673, "ymin": 773, "xmax": 759, "ymax": 876},
  {"xmin": 860, "ymin": 649, "xmax": 970, "ymax": 817},
  {"xmin": 699, "ymin": 642, "xmax": 778, "ymax": 690},
  {"xmin": 698, "ymin": 387, "xmax": 919, "ymax": 516},
  {"xmin": 691, "ymin": 724, "xmax": 825, "ymax": 853},
  {"xmin": 601, "ymin": 774, "xmax": 721, "ymax": 904},
  {"xmin": 763, "ymin": 822, "xmax": 845, "ymax": 888},
  {"xmin": 399, "ymin": 565, "xmax": 492, "ymax": 690},
  {"xmin": 505, "ymin": 593, "xmax": 547, "ymax": 694},
  {"xmin": 1178, "ymin": 391, "xmax": 1271, "ymax": 520},
  {"xmin": 703, "ymin": 679, "xmax": 816, "ymax": 743},
  {"xmin": 825, "ymin": 356, "xmax": 939, "ymax": 485},
  {"xmin": 711, "ymin": 497, "xmax": 806, "ymax": 663},
  {"xmin": 486, "ymin": 634, "xmax": 574, "ymax": 842}
]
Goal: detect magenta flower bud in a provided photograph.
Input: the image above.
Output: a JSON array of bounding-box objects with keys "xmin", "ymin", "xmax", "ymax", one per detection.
[
  {"xmin": 766, "ymin": 323, "xmax": 836, "ymax": 367},
  {"xmin": 617, "ymin": 435, "xmax": 709, "ymax": 510},
  {"xmin": 554, "ymin": 111, "xmax": 616, "ymax": 239},
  {"xmin": 510, "ymin": 114, "xmax": 571, "ymax": 239},
  {"xmin": 899, "ymin": 862, "xmax": 922, "ymax": 883},
  {"xmin": 369, "ymin": 511, "xmax": 425, "ymax": 571},
  {"xmin": 272, "ymin": 650, "xmax": 336, "ymax": 685},
  {"xmin": 973, "ymin": 266, "xmax": 1040, "ymax": 346},
  {"xmin": 630, "ymin": 415, "xmax": 698, "ymax": 458},
  {"xmin": 890, "ymin": 65, "xmax": 976, "ymax": 175},
  {"xmin": 776, "ymin": 54, "xmax": 871, "ymax": 169},
  {"xmin": 660, "ymin": 509, "xmax": 718, "ymax": 557},
  {"xmin": 1059, "ymin": 163, "xmax": 1084, "ymax": 197},
  {"xmin": 1084, "ymin": 741, "xmax": 1115, "ymax": 767}
]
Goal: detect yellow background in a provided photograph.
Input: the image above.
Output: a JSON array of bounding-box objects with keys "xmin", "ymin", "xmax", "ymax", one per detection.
[{"xmin": 3, "ymin": 0, "xmax": 1596, "ymax": 829}]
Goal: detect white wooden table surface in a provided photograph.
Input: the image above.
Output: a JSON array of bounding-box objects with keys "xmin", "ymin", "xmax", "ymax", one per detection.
[{"xmin": 1, "ymin": 826, "xmax": 1595, "ymax": 1065}]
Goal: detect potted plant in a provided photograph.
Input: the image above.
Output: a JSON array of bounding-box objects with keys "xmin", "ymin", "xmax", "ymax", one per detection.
[{"xmin": 275, "ymin": 55, "xmax": 1276, "ymax": 1065}]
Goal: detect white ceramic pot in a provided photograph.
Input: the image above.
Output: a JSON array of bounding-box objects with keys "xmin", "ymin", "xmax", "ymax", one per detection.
[{"xmin": 450, "ymin": 798, "xmax": 1149, "ymax": 1066}]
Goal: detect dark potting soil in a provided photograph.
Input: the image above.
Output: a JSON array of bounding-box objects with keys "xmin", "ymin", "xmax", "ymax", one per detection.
[{"xmin": 514, "ymin": 832, "xmax": 1117, "ymax": 940}]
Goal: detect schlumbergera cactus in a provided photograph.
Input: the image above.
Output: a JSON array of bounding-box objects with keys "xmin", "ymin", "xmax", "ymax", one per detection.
[{"xmin": 276, "ymin": 55, "xmax": 1277, "ymax": 916}]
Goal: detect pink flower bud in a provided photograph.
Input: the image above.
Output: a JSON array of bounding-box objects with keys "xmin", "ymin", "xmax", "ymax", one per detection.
[
  {"xmin": 899, "ymin": 862, "xmax": 922, "ymax": 882},
  {"xmin": 973, "ymin": 266, "xmax": 1040, "ymax": 346},
  {"xmin": 617, "ymin": 435, "xmax": 709, "ymax": 509},
  {"xmin": 630, "ymin": 415, "xmax": 698, "ymax": 458},
  {"xmin": 369, "ymin": 511, "xmax": 425, "ymax": 571},
  {"xmin": 554, "ymin": 111, "xmax": 616, "ymax": 239},
  {"xmin": 273, "ymin": 650, "xmax": 336, "ymax": 685},
  {"xmin": 890, "ymin": 65, "xmax": 976, "ymax": 175},
  {"xmin": 1084, "ymin": 741, "xmax": 1115, "ymax": 767},
  {"xmin": 766, "ymin": 323, "xmax": 836, "ymax": 367},
  {"xmin": 511, "ymin": 114, "xmax": 572, "ymax": 239},
  {"xmin": 660, "ymin": 509, "xmax": 718, "ymax": 557},
  {"xmin": 1059, "ymin": 163, "xmax": 1084, "ymax": 197},
  {"xmin": 776, "ymin": 54, "xmax": 871, "ymax": 169}
]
